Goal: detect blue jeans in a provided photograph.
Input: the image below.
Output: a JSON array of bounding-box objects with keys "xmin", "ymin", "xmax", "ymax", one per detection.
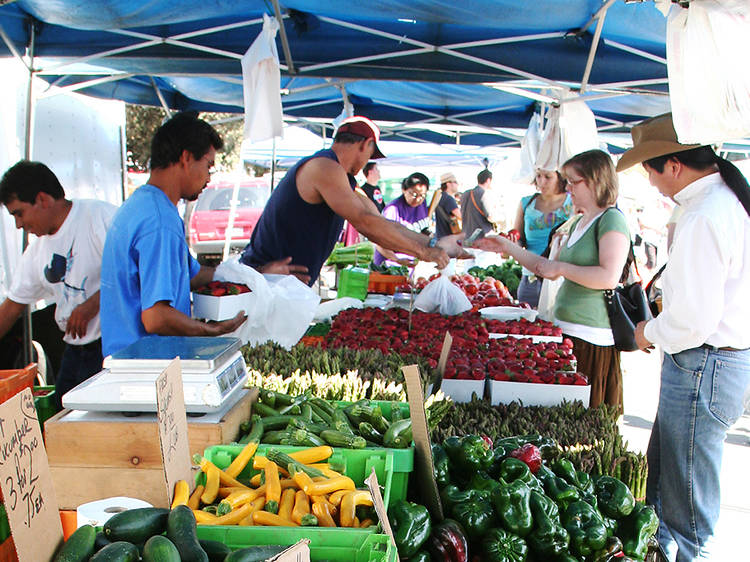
[
  {"xmin": 517, "ymin": 275, "xmax": 542, "ymax": 308},
  {"xmin": 56, "ymin": 339, "xmax": 103, "ymax": 409},
  {"xmin": 646, "ymin": 345, "xmax": 750, "ymax": 562}
]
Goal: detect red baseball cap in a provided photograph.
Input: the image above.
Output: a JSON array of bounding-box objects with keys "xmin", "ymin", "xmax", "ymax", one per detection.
[{"xmin": 335, "ymin": 116, "xmax": 386, "ymax": 159}]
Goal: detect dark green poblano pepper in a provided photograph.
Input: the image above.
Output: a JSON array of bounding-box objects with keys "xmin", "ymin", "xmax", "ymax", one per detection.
[
  {"xmin": 616, "ymin": 502, "xmax": 659, "ymax": 561},
  {"xmin": 594, "ymin": 476, "xmax": 636, "ymax": 520},
  {"xmin": 481, "ymin": 527, "xmax": 529, "ymax": 562},
  {"xmin": 491, "ymin": 479, "xmax": 533, "ymax": 537},
  {"xmin": 431, "ymin": 444, "xmax": 450, "ymax": 489},
  {"xmin": 388, "ymin": 500, "xmax": 431, "ymax": 558},
  {"xmin": 562, "ymin": 500, "xmax": 608, "ymax": 557},
  {"xmin": 526, "ymin": 489, "xmax": 570, "ymax": 558}
]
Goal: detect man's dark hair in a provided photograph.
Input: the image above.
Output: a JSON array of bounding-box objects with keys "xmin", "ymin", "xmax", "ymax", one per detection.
[
  {"xmin": 333, "ymin": 131, "xmax": 367, "ymax": 145},
  {"xmin": 402, "ymin": 172, "xmax": 430, "ymax": 190},
  {"xmin": 0, "ymin": 160, "xmax": 65, "ymax": 205},
  {"xmin": 363, "ymin": 162, "xmax": 377, "ymax": 177},
  {"xmin": 645, "ymin": 146, "xmax": 750, "ymax": 217},
  {"xmin": 149, "ymin": 112, "xmax": 223, "ymax": 170},
  {"xmin": 477, "ymin": 169, "xmax": 493, "ymax": 185}
]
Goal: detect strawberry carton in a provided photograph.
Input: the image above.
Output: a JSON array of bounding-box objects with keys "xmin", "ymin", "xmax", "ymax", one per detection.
[
  {"xmin": 488, "ymin": 371, "xmax": 590, "ymax": 407},
  {"xmin": 192, "ymin": 281, "xmax": 253, "ymax": 321}
]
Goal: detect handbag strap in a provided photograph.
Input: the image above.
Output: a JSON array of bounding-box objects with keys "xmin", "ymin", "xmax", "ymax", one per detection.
[
  {"xmin": 645, "ymin": 262, "xmax": 667, "ymax": 295},
  {"xmin": 470, "ymin": 189, "xmax": 488, "ymax": 219},
  {"xmin": 593, "ymin": 207, "xmax": 639, "ymax": 285}
]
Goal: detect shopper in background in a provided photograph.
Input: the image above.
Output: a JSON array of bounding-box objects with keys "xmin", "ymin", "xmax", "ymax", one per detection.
[
  {"xmin": 460, "ymin": 168, "xmax": 496, "ymax": 236},
  {"xmin": 359, "ymin": 161, "xmax": 385, "ymax": 212},
  {"xmin": 0, "ymin": 161, "xmax": 117, "ymax": 406},
  {"xmin": 512, "ymin": 169, "xmax": 574, "ymax": 307},
  {"xmin": 100, "ymin": 112, "xmax": 247, "ymax": 357},
  {"xmin": 475, "ymin": 149, "xmax": 630, "ymax": 412},
  {"xmin": 374, "ymin": 172, "xmax": 432, "ymax": 265},
  {"xmin": 621, "ymin": 113, "xmax": 750, "ymax": 562},
  {"xmin": 429, "ymin": 172, "xmax": 462, "ymax": 239}
]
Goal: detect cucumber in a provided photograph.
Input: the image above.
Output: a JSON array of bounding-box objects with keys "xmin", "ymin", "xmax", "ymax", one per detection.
[
  {"xmin": 89, "ymin": 541, "xmax": 139, "ymax": 562},
  {"xmin": 198, "ymin": 539, "xmax": 232, "ymax": 562},
  {"xmin": 53, "ymin": 523, "xmax": 96, "ymax": 562},
  {"xmin": 166, "ymin": 504, "xmax": 208, "ymax": 562},
  {"xmin": 103, "ymin": 507, "xmax": 169, "ymax": 544},
  {"xmin": 94, "ymin": 531, "xmax": 112, "ymax": 551},
  {"xmin": 224, "ymin": 545, "xmax": 288, "ymax": 562},
  {"xmin": 320, "ymin": 429, "xmax": 366, "ymax": 449},
  {"xmin": 142, "ymin": 535, "xmax": 180, "ymax": 562}
]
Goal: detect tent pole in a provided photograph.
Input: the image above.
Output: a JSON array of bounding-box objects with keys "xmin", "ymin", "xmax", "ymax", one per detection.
[
  {"xmin": 150, "ymin": 77, "xmax": 172, "ymax": 116},
  {"xmin": 271, "ymin": 137, "xmax": 276, "ymax": 191},
  {"xmin": 271, "ymin": 0, "xmax": 296, "ymax": 74},
  {"xmin": 580, "ymin": 0, "xmax": 615, "ymax": 93},
  {"xmin": 22, "ymin": 21, "xmax": 36, "ymax": 367}
]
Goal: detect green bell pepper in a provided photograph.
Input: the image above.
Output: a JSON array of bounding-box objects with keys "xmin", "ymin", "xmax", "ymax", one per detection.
[
  {"xmin": 481, "ymin": 528, "xmax": 528, "ymax": 562},
  {"xmin": 408, "ymin": 550, "xmax": 431, "ymax": 562},
  {"xmin": 491, "ymin": 479, "xmax": 533, "ymax": 537},
  {"xmin": 451, "ymin": 499, "xmax": 495, "ymax": 541},
  {"xmin": 388, "ymin": 500, "xmax": 432, "ymax": 558},
  {"xmin": 594, "ymin": 476, "xmax": 635, "ymax": 520},
  {"xmin": 440, "ymin": 485, "xmax": 490, "ymax": 513},
  {"xmin": 497, "ymin": 458, "xmax": 542, "ymax": 492},
  {"xmin": 562, "ymin": 500, "xmax": 608, "ymax": 557},
  {"xmin": 543, "ymin": 475, "xmax": 581, "ymax": 509},
  {"xmin": 526, "ymin": 490, "xmax": 569, "ymax": 558},
  {"xmin": 575, "ymin": 470, "xmax": 594, "ymax": 494},
  {"xmin": 432, "ymin": 443, "xmax": 451, "ymax": 489},
  {"xmin": 551, "ymin": 458, "xmax": 593, "ymax": 493},
  {"xmin": 470, "ymin": 471, "xmax": 502, "ymax": 494},
  {"xmin": 616, "ymin": 502, "xmax": 659, "ymax": 561},
  {"xmin": 444, "ymin": 435, "xmax": 493, "ymax": 473},
  {"xmin": 580, "ymin": 490, "xmax": 599, "ymax": 511},
  {"xmin": 592, "ymin": 535, "xmax": 624, "ymax": 562}
]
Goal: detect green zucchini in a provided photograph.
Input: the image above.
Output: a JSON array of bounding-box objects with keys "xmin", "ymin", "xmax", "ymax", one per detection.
[
  {"xmin": 261, "ymin": 429, "xmax": 294, "ymax": 444},
  {"xmin": 366, "ymin": 405, "xmax": 390, "ymax": 433},
  {"xmin": 286, "ymin": 417, "xmax": 328, "ymax": 435},
  {"xmin": 383, "ymin": 419, "xmax": 412, "ymax": 448},
  {"xmin": 266, "ymin": 448, "xmax": 325, "ymax": 478},
  {"xmin": 331, "ymin": 408, "xmax": 355, "ymax": 435},
  {"xmin": 257, "ymin": 415, "xmax": 296, "ymax": 430},
  {"xmin": 258, "ymin": 388, "xmax": 277, "ymax": 407},
  {"xmin": 224, "ymin": 545, "xmax": 288, "ymax": 562},
  {"xmin": 166, "ymin": 505, "xmax": 208, "ymax": 562},
  {"xmin": 252, "ymin": 401, "xmax": 279, "ymax": 417},
  {"xmin": 89, "ymin": 541, "xmax": 139, "ymax": 562},
  {"xmin": 282, "ymin": 428, "xmax": 326, "ymax": 447},
  {"xmin": 103, "ymin": 507, "xmax": 169, "ymax": 544},
  {"xmin": 53, "ymin": 523, "xmax": 96, "ymax": 562},
  {"xmin": 358, "ymin": 421, "xmax": 384, "ymax": 445},
  {"xmin": 198, "ymin": 539, "xmax": 232, "ymax": 562},
  {"xmin": 320, "ymin": 429, "xmax": 366, "ymax": 449},
  {"xmin": 94, "ymin": 531, "xmax": 112, "ymax": 551},
  {"xmin": 389, "ymin": 401, "xmax": 405, "ymax": 422},
  {"xmin": 142, "ymin": 535, "xmax": 180, "ymax": 562}
]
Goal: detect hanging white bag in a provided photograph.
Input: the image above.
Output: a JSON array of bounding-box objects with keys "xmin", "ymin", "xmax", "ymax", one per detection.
[
  {"xmin": 665, "ymin": 0, "xmax": 750, "ymax": 144},
  {"xmin": 413, "ymin": 261, "xmax": 472, "ymax": 316}
]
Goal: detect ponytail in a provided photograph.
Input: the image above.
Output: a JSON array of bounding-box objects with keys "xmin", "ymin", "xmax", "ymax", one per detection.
[
  {"xmin": 645, "ymin": 146, "xmax": 750, "ymax": 217},
  {"xmin": 714, "ymin": 155, "xmax": 750, "ymax": 217}
]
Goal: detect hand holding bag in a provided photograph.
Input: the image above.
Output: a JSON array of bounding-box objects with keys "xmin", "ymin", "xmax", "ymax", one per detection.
[{"xmin": 595, "ymin": 209, "xmax": 653, "ymax": 352}]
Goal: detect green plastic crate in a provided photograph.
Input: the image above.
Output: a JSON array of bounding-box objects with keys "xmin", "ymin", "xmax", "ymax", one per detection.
[
  {"xmin": 204, "ymin": 443, "xmax": 411, "ymax": 508},
  {"xmin": 196, "ymin": 528, "xmax": 396, "ymax": 562},
  {"xmin": 33, "ymin": 386, "xmax": 59, "ymax": 430}
]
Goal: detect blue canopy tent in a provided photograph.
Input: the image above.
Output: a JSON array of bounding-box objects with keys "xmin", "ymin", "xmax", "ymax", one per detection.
[{"xmin": 0, "ymin": 0, "xmax": 681, "ymax": 149}]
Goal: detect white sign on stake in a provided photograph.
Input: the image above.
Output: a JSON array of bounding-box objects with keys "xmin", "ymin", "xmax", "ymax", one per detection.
[
  {"xmin": 155, "ymin": 357, "xmax": 193, "ymax": 504},
  {"xmin": 0, "ymin": 388, "xmax": 63, "ymax": 561}
]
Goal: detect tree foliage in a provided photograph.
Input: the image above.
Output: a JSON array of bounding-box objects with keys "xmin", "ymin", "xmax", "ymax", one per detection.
[{"xmin": 125, "ymin": 104, "xmax": 245, "ymax": 172}]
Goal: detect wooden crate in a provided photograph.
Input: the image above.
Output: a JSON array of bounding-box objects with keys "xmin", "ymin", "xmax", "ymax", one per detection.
[{"xmin": 44, "ymin": 389, "xmax": 256, "ymax": 509}]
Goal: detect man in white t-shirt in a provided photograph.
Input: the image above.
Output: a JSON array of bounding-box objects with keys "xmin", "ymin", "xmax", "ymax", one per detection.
[{"xmin": 0, "ymin": 161, "xmax": 117, "ymax": 406}]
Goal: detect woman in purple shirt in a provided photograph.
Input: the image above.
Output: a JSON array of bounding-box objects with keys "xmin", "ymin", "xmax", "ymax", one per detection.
[{"xmin": 374, "ymin": 172, "xmax": 432, "ymax": 265}]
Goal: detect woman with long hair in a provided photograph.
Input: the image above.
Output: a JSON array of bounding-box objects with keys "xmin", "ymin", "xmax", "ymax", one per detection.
[{"xmin": 476, "ymin": 149, "xmax": 630, "ymax": 411}]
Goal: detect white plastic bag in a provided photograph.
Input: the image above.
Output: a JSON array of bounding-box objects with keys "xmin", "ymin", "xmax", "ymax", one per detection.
[
  {"xmin": 515, "ymin": 112, "xmax": 542, "ymax": 183},
  {"xmin": 413, "ymin": 261, "xmax": 472, "ymax": 316},
  {"xmin": 213, "ymin": 259, "xmax": 320, "ymax": 349},
  {"xmin": 536, "ymin": 95, "xmax": 599, "ymax": 171},
  {"xmin": 241, "ymin": 14, "xmax": 284, "ymax": 142},
  {"xmin": 313, "ymin": 297, "xmax": 363, "ymax": 324},
  {"xmin": 537, "ymin": 277, "xmax": 563, "ymax": 322},
  {"xmin": 666, "ymin": 0, "xmax": 750, "ymax": 144}
]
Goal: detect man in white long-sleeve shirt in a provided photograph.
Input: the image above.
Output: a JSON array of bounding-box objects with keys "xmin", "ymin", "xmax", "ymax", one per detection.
[{"xmin": 618, "ymin": 113, "xmax": 750, "ymax": 562}]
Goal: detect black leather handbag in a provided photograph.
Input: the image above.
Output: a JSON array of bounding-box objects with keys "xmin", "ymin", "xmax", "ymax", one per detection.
[
  {"xmin": 595, "ymin": 209, "xmax": 653, "ymax": 352},
  {"xmin": 604, "ymin": 283, "xmax": 653, "ymax": 351}
]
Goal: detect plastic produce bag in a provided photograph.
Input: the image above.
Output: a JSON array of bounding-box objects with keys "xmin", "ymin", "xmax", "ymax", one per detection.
[
  {"xmin": 313, "ymin": 297, "xmax": 363, "ymax": 323},
  {"xmin": 414, "ymin": 261, "xmax": 472, "ymax": 316},
  {"xmin": 665, "ymin": 0, "xmax": 750, "ymax": 143},
  {"xmin": 515, "ymin": 112, "xmax": 542, "ymax": 183},
  {"xmin": 537, "ymin": 277, "xmax": 563, "ymax": 322},
  {"xmin": 535, "ymin": 95, "xmax": 599, "ymax": 171},
  {"xmin": 213, "ymin": 259, "xmax": 320, "ymax": 349}
]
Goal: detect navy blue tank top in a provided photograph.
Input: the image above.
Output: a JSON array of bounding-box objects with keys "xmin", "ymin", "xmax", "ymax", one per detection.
[{"xmin": 240, "ymin": 149, "xmax": 356, "ymax": 284}]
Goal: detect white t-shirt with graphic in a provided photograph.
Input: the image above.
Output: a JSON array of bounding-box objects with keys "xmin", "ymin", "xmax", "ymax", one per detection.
[{"xmin": 8, "ymin": 199, "xmax": 117, "ymax": 345}]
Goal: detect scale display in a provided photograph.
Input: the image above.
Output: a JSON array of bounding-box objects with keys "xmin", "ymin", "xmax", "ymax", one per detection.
[{"xmin": 63, "ymin": 335, "xmax": 248, "ymax": 413}]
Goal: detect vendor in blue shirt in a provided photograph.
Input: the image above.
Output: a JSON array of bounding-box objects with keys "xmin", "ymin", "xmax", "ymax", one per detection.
[{"xmin": 100, "ymin": 113, "xmax": 247, "ymax": 357}]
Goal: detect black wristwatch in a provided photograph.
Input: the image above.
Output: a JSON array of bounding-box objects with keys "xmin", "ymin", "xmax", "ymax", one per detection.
[{"xmin": 428, "ymin": 236, "xmax": 438, "ymax": 248}]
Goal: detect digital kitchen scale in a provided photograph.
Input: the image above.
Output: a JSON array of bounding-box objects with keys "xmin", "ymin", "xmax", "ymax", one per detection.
[{"xmin": 62, "ymin": 335, "xmax": 248, "ymax": 413}]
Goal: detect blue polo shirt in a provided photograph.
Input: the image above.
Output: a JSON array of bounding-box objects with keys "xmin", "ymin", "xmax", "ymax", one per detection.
[{"xmin": 100, "ymin": 184, "xmax": 200, "ymax": 357}]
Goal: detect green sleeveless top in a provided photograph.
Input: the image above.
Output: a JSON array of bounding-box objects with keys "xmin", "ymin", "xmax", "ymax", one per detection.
[{"xmin": 553, "ymin": 208, "xmax": 630, "ymax": 328}]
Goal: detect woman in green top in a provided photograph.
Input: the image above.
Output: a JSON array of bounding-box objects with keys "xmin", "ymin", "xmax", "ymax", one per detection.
[{"xmin": 476, "ymin": 150, "xmax": 630, "ymax": 411}]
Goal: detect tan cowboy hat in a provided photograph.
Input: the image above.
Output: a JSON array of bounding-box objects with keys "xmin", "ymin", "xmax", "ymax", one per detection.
[
  {"xmin": 440, "ymin": 172, "xmax": 457, "ymax": 184},
  {"xmin": 616, "ymin": 113, "xmax": 702, "ymax": 172}
]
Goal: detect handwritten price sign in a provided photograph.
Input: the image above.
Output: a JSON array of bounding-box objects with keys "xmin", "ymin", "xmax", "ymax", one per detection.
[
  {"xmin": 155, "ymin": 358, "xmax": 193, "ymax": 504},
  {"xmin": 0, "ymin": 388, "xmax": 62, "ymax": 560}
]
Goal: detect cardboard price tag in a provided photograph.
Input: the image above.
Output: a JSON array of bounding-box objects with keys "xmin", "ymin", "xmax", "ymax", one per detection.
[
  {"xmin": 0, "ymin": 388, "xmax": 63, "ymax": 561},
  {"xmin": 155, "ymin": 358, "xmax": 194, "ymax": 503},
  {"xmin": 402, "ymin": 365, "xmax": 443, "ymax": 521},
  {"xmin": 433, "ymin": 331, "xmax": 453, "ymax": 392},
  {"xmin": 365, "ymin": 468, "xmax": 397, "ymax": 552},
  {"xmin": 268, "ymin": 539, "xmax": 311, "ymax": 562}
]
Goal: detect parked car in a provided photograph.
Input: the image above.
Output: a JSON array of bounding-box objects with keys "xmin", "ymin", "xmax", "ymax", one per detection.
[{"xmin": 188, "ymin": 178, "xmax": 270, "ymax": 260}]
